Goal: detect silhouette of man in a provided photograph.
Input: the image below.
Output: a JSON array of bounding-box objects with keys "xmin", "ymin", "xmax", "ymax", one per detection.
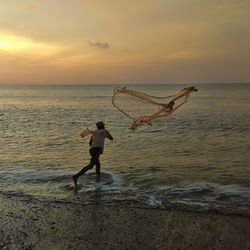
[{"xmin": 72, "ymin": 121, "xmax": 113, "ymax": 187}]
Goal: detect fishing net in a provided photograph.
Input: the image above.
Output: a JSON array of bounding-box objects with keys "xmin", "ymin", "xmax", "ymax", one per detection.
[{"xmin": 112, "ymin": 86, "xmax": 198, "ymax": 130}]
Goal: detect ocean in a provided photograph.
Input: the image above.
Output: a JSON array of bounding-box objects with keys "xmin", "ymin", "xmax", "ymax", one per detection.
[{"xmin": 0, "ymin": 83, "xmax": 249, "ymax": 216}]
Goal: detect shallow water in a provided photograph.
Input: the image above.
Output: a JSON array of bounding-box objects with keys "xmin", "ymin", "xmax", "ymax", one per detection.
[{"xmin": 0, "ymin": 84, "xmax": 250, "ymax": 215}]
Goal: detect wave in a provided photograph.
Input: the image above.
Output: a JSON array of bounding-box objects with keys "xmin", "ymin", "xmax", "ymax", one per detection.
[{"xmin": 0, "ymin": 173, "xmax": 249, "ymax": 217}]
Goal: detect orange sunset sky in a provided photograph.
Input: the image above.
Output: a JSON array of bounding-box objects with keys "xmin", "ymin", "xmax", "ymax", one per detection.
[{"xmin": 0, "ymin": 0, "xmax": 250, "ymax": 84}]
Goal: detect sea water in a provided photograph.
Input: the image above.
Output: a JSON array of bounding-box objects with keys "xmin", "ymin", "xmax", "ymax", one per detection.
[{"xmin": 0, "ymin": 84, "xmax": 250, "ymax": 216}]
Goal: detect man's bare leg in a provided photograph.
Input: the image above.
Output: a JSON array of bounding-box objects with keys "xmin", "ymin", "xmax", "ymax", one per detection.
[
  {"xmin": 72, "ymin": 164, "xmax": 93, "ymax": 187},
  {"xmin": 95, "ymin": 160, "xmax": 101, "ymax": 176}
]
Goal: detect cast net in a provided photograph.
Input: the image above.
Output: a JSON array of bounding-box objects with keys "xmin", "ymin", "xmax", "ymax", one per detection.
[{"xmin": 112, "ymin": 86, "xmax": 198, "ymax": 130}]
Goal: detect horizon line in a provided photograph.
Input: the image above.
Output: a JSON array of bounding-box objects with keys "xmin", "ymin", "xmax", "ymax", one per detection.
[{"xmin": 0, "ymin": 82, "xmax": 250, "ymax": 86}]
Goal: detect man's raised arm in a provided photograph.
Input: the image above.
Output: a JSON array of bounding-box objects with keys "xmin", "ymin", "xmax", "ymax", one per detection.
[{"xmin": 105, "ymin": 130, "xmax": 113, "ymax": 140}]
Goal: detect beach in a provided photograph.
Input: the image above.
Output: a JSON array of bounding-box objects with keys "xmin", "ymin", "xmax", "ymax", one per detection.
[
  {"xmin": 1, "ymin": 0, "xmax": 250, "ymax": 247},
  {"xmin": 0, "ymin": 192, "xmax": 249, "ymax": 250}
]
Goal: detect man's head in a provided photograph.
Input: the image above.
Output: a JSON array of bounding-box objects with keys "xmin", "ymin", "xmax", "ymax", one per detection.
[{"xmin": 96, "ymin": 121, "xmax": 105, "ymax": 129}]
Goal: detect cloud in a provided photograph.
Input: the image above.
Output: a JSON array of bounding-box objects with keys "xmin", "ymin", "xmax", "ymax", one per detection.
[
  {"xmin": 0, "ymin": 32, "xmax": 64, "ymax": 56},
  {"xmin": 88, "ymin": 41, "xmax": 110, "ymax": 49}
]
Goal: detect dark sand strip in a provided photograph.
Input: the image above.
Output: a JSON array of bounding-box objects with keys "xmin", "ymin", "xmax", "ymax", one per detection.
[{"xmin": 0, "ymin": 193, "xmax": 249, "ymax": 250}]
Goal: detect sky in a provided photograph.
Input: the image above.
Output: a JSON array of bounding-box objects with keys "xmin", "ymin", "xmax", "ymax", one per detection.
[{"xmin": 0, "ymin": 0, "xmax": 249, "ymax": 84}]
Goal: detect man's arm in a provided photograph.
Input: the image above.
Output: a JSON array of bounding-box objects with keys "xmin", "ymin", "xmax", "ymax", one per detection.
[
  {"xmin": 89, "ymin": 135, "xmax": 93, "ymax": 146},
  {"xmin": 105, "ymin": 130, "xmax": 113, "ymax": 140}
]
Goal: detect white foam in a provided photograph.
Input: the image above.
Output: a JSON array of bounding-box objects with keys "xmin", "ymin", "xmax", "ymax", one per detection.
[
  {"xmin": 215, "ymin": 184, "xmax": 250, "ymax": 198},
  {"xmin": 147, "ymin": 195, "xmax": 162, "ymax": 206}
]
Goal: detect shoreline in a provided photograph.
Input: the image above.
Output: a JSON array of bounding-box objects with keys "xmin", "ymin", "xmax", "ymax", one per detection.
[
  {"xmin": 1, "ymin": 189, "xmax": 249, "ymax": 218},
  {"xmin": 0, "ymin": 193, "xmax": 250, "ymax": 249}
]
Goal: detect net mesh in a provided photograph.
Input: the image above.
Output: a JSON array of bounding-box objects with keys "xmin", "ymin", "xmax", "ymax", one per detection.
[{"xmin": 112, "ymin": 86, "xmax": 198, "ymax": 130}]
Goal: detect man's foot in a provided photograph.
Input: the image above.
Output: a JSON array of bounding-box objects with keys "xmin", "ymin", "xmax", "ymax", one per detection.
[{"xmin": 72, "ymin": 175, "xmax": 78, "ymax": 188}]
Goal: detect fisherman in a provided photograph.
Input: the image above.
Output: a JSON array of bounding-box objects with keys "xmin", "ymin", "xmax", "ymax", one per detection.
[{"xmin": 72, "ymin": 121, "xmax": 113, "ymax": 187}]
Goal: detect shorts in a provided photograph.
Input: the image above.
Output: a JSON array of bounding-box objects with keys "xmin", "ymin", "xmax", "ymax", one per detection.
[{"xmin": 89, "ymin": 147, "xmax": 103, "ymax": 162}]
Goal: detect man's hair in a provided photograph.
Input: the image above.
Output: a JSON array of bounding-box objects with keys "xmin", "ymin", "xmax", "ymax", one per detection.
[{"xmin": 96, "ymin": 121, "xmax": 105, "ymax": 129}]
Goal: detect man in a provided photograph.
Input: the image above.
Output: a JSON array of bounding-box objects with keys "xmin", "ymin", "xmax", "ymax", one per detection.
[{"xmin": 72, "ymin": 121, "xmax": 113, "ymax": 187}]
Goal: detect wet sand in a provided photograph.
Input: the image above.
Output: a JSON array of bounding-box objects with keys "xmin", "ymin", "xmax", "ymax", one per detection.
[{"xmin": 0, "ymin": 192, "xmax": 249, "ymax": 250}]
